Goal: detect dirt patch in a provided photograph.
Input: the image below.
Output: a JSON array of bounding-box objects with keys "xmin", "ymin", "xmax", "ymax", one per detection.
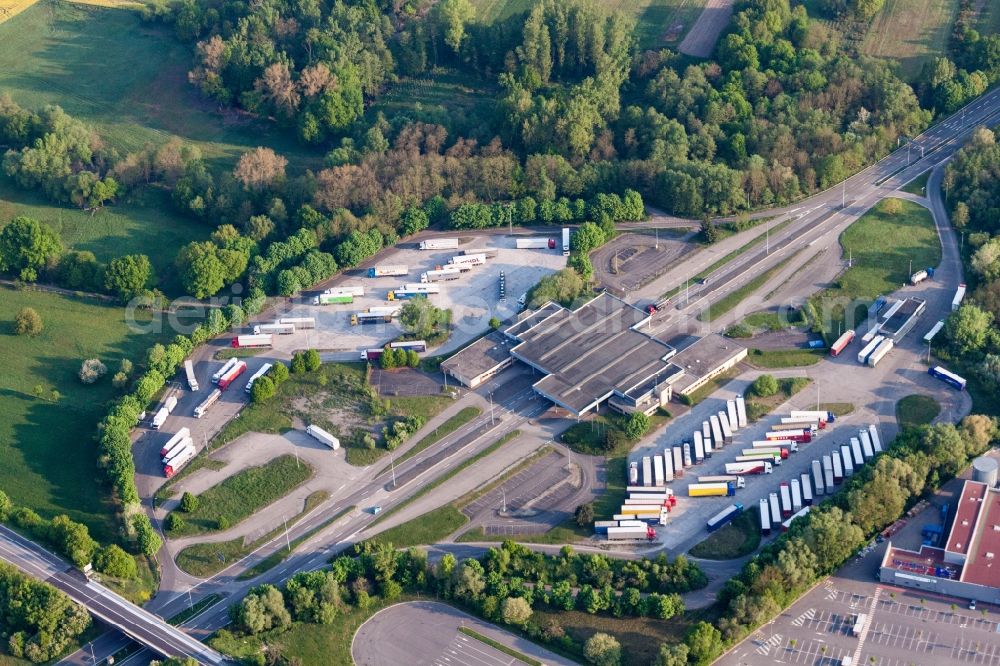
[
  {"xmin": 591, "ymin": 232, "xmax": 696, "ymax": 295},
  {"xmin": 678, "ymin": 0, "xmax": 735, "ymax": 58},
  {"xmin": 747, "ymin": 328, "xmax": 815, "ymax": 350},
  {"xmin": 369, "ymin": 367, "xmax": 440, "ymax": 397}
]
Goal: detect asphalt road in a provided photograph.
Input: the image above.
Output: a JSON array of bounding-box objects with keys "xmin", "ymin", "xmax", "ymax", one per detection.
[
  {"xmin": 0, "ymin": 526, "xmax": 226, "ymax": 665},
  {"xmin": 42, "ymin": 86, "xmax": 1000, "ymax": 665}
]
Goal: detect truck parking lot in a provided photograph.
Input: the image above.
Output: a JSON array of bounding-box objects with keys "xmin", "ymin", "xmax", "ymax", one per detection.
[{"xmin": 251, "ymin": 234, "xmax": 566, "ymax": 360}]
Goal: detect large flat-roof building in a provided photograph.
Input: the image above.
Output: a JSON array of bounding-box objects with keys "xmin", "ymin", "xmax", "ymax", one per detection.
[
  {"xmin": 879, "ymin": 479, "xmax": 1000, "ymax": 603},
  {"xmin": 441, "ymin": 332, "xmax": 515, "ymax": 389}
]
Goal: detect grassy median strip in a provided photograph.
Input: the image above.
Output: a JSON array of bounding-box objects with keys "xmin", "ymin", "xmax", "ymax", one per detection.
[
  {"xmin": 175, "ymin": 491, "xmax": 329, "ymax": 577},
  {"xmin": 237, "ymin": 505, "xmax": 355, "ymax": 580},
  {"xmin": 697, "ymin": 248, "xmax": 806, "ymax": 322},
  {"xmin": 168, "ymin": 593, "xmax": 222, "ymax": 625},
  {"xmin": 378, "ymin": 406, "xmax": 482, "ymax": 474},
  {"xmin": 368, "ymin": 430, "xmax": 521, "ymax": 538},
  {"xmin": 458, "ymin": 627, "xmax": 542, "ymax": 666},
  {"xmin": 166, "ymin": 455, "xmax": 313, "ymax": 537},
  {"xmin": 747, "ymin": 348, "xmax": 825, "ymax": 368}
]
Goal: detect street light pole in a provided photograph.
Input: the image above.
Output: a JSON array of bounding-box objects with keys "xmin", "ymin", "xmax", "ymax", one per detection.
[
  {"xmin": 489, "ymin": 392, "xmax": 495, "ymax": 425},
  {"xmin": 390, "ymin": 450, "xmax": 397, "ymax": 487}
]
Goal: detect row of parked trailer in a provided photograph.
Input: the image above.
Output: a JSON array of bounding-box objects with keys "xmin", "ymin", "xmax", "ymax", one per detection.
[{"xmin": 757, "ymin": 424, "xmax": 883, "ymax": 535}]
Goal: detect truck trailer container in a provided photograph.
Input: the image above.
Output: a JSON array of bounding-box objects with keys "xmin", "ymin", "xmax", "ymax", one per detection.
[
  {"xmin": 642, "ymin": 456, "xmax": 652, "ymax": 487},
  {"xmin": 449, "ymin": 253, "xmax": 486, "ymax": 267},
  {"xmin": 867, "ymin": 338, "xmax": 894, "ymax": 367},
  {"xmin": 194, "ymin": 389, "xmax": 222, "ymax": 419},
  {"xmin": 860, "ymin": 430, "xmax": 874, "ymax": 460},
  {"xmin": 164, "ymin": 444, "xmax": 196, "ymax": 478},
  {"xmin": 923, "ymin": 320, "xmax": 945, "ymax": 343},
  {"xmin": 823, "ymin": 455, "xmax": 835, "ymax": 488},
  {"xmin": 683, "ymin": 442, "xmax": 692, "ymax": 467},
  {"xmin": 736, "ymin": 395, "xmax": 748, "ymax": 428},
  {"xmin": 953, "ymin": 284, "xmax": 967, "ymax": 311},
  {"xmin": 562, "ymin": 228, "xmax": 570, "ymax": 256},
  {"xmin": 314, "ymin": 293, "xmax": 354, "ymax": 305},
  {"xmin": 254, "ymin": 322, "xmax": 295, "ymax": 335},
  {"xmin": 653, "ymin": 455, "xmax": 665, "ymax": 487},
  {"xmin": 699, "ymin": 429, "xmax": 712, "ymax": 456},
  {"xmin": 613, "ymin": 513, "xmax": 637, "ymax": 521},
  {"xmin": 232, "ymin": 334, "xmax": 273, "ymax": 349},
  {"xmin": 830, "ymin": 329, "xmax": 856, "ymax": 356},
  {"xmin": 163, "ymin": 395, "xmax": 177, "ymax": 414},
  {"xmin": 672, "ymin": 447, "xmax": 683, "ymax": 476},
  {"xmin": 420, "ymin": 268, "xmax": 462, "ymax": 283},
  {"xmin": 244, "ymin": 363, "xmax": 274, "ymax": 393},
  {"xmin": 628, "ymin": 462, "xmax": 639, "ymax": 485},
  {"xmin": 707, "ymin": 504, "xmax": 744, "ymax": 532},
  {"xmin": 800, "ymin": 473, "xmax": 814, "ymax": 505},
  {"xmin": 607, "ymin": 525, "xmax": 655, "ymax": 541},
  {"xmin": 752, "ymin": 440, "xmax": 798, "ymax": 453},
  {"xmin": 515, "ymin": 238, "xmax": 555, "ymax": 249},
  {"xmin": 857, "ymin": 335, "xmax": 885, "ymax": 364},
  {"xmin": 811, "ymin": 460, "xmax": 825, "ymax": 496},
  {"xmin": 304, "ymin": 424, "xmax": 340, "ymax": 450},
  {"xmin": 626, "ymin": 485, "xmax": 667, "ymax": 494},
  {"xmin": 367, "ymin": 265, "xmax": 408, "ymax": 278},
  {"xmin": 782, "ymin": 506, "xmax": 812, "ymax": 531},
  {"xmin": 760, "ymin": 499, "xmax": 772, "ymax": 535},
  {"xmin": 742, "ymin": 447, "xmax": 789, "ymax": 459},
  {"xmin": 161, "ymin": 436, "xmax": 194, "ymax": 465},
  {"xmin": 727, "ymin": 400, "xmax": 739, "ymax": 433},
  {"xmin": 790, "ymin": 410, "xmax": 835, "ymax": 423},
  {"xmin": 325, "ymin": 286, "xmax": 365, "ymax": 297},
  {"xmin": 462, "ymin": 248, "xmax": 499, "ymax": 258},
  {"xmin": 698, "ymin": 476, "xmax": 747, "ymax": 486},
  {"xmin": 160, "ymin": 428, "xmax": 192, "ymax": 458},
  {"xmin": 779, "ymin": 483, "xmax": 793, "ymax": 517},
  {"xmin": 184, "ymin": 360, "xmax": 199, "ymax": 391},
  {"xmin": 928, "ymin": 365, "xmax": 967, "ymax": 390},
  {"xmin": 694, "ymin": 436, "xmax": 705, "ymax": 463},
  {"xmin": 791, "ymin": 479, "xmax": 803, "ymax": 512},
  {"xmin": 769, "ymin": 493, "xmax": 782, "ymax": 524},
  {"xmin": 710, "ymin": 415, "xmax": 724, "ymax": 448},
  {"xmin": 702, "ymin": 421, "xmax": 712, "ymax": 445},
  {"xmin": 151, "ymin": 407, "xmax": 169, "ymax": 429},
  {"xmin": 278, "ymin": 317, "xmax": 315, "ymax": 330},
  {"xmin": 218, "ymin": 361, "xmax": 247, "ymax": 390},
  {"xmin": 662, "ymin": 451, "xmax": 674, "ymax": 482},
  {"xmin": 725, "ymin": 461, "xmax": 773, "ymax": 475},
  {"xmin": 718, "ymin": 411, "xmax": 734, "ymax": 443},
  {"xmin": 830, "ymin": 450, "xmax": 843, "ymax": 482},
  {"xmin": 851, "ymin": 437, "xmax": 865, "ymax": 465},
  {"xmin": 688, "ymin": 482, "xmax": 736, "ymax": 497},
  {"xmin": 593, "ymin": 521, "xmax": 618, "ymax": 534},
  {"xmin": 765, "ymin": 430, "xmax": 811, "ymax": 443},
  {"xmin": 419, "ymin": 238, "xmax": 460, "ymax": 250},
  {"xmin": 352, "ymin": 312, "xmax": 396, "ymax": 325},
  {"xmin": 734, "ymin": 454, "xmax": 781, "ymax": 464},
  {"xmin": 910, "ymin": 269, "xmax": 929, "ymax": 284},
  {"xmin": 840, "ymin": 446, "xmax": 854, "ymax": 477},
  {"xmin": 778, "ymin": 420, "xmax": 821, "ymax": 433},
  {"xmin": 869, "ymin": 425, "xmax": 883, "ymax": 453}
]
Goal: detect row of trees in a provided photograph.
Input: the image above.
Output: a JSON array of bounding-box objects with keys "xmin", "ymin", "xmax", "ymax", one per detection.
[{"xmin": 224, "ymin": 540, "xmax": 705, "ymax": 664}]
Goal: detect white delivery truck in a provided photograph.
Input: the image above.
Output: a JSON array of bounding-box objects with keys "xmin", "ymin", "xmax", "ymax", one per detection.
[
  {"xmin": 184, "ymin": 360, "xmax": 199, "ymax": 392},
  {"xmin": 306, "ymin": 424, "xmax": 340, "ymax": 450},
  {"xmin": 419, "ymin": 238, "xmax": 460, "ymax": 250}
]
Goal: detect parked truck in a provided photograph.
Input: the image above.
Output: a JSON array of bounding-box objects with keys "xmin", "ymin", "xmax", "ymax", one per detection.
[
  {"xmin": 841, "ymin": 444, "xmax": 856, "ymax": 476},
  {"xmin": 314, "ymin": 292, "xmax": 354, "ymax": 305},
  {"xmin": 851, "ymin": 438, "xmax": 865, "ymax": 465},
  {"xmin": 710, "ymin": 415, "xmax": 724, "ymax": 448},
  {"xmin": 800, "ymin": 473, "xmax": 814, "ymax": 505},
  {"xmin": 953, "ymin": 283, "xmax": 967, "ymax": 311},
  {"xmin": 752, "ymin": 440, "xmax": 798, "ymax": 453},
  {"xmin": 653, "ymin": 455, "xmax": 665, "ymax": 487},
  {"xmin": 791, "ymin": 478, "xmax": 803, "ymax": 512},
  {"xmin": 607, "ymin": 525, "xmax": 656, "ymax": 541},
  {"xmin": 867, "ymin": 338, "xmax": 893, "ymax": 367},
  {"xmin": 857, "ymin": 335, "xmax": 885, "ymax": 364},
  {"xmin": 823, "ymin": 455, "xmax": 835, "ymax": 488},
  {"xmin": 735, "ymin": 454, "xmax": 781, "ymax": 465},
  {"xmin": 184, "ymin": 360, "xmax": 199, "ymax": 392},
  {"xmin": 743, "ymin": 447, "xmax": 789, "ymax": 460},
  {"xmin": 212, "ymin": 358, "xmax": 238, "ymax": 384},
  {"xmin": 164, "ymin": 444, "xmax": 196, "ymax": 478},
  {"xmin": 306, "ymin": 424, "xmax": 340, "ymax": 450},
  {"xmin": 812, "ymin": 460, "xmax": 826, "ymax": 496},
  {"xmin": 725, "ymin": 461, "xmax": 773, "ymax": 475},
  {"xmin": 419, "ymin": 238, "xmax": 460, "ymax": 250},
  {"xmin": 244, "ymin": 363, "xmax": 274, "ymax": 394},
  {"xmin": 790, "ymin": 410, "xmax": 835, "ymax": 423},
  {"xmin": 279, "ymin": 317, "xmax": 316, "ymax": 329},
  {"xmin": 663, "ymin": 449, "xmax": 674, "ymax": 482},
  {"xmin": 769, "ymin": 492, "xmax": 782, "ymax": 524},
  {"xmin": 672, "ymin": 447, "xmax": 683, "ymax": 477},
  {"xmin": 254, "ymin": 322, "xmax": 295, "ymax": 335},
  {"xmin": 682, "ymin": 442, "xmax": 692, "ymax": 467},
  {"xmin": 693, "ymin": 436, "xmax": 705, "ymax": 464},
  {"xmin": 421, "ymin": 268, "xmax": 462, "ymax": 283},
  {"xmin": 706, "ymin": 504, "xmax": 744, "ymax": 532},
  {"xmin": 562, "ymin": 228, "xmax": 570, "ymax": 256},
  {"xmin": 718, "ymin": 411, "xmax": 734, "ymax": 443},
  {"xmin": 910, "ymin": 269, "xmax": 930, "ymax": 285},
  {"xmin": 515, "ymin": 238, "xmax": 556, "ymax": 249},
  {"xmin": 367, "ymin": 265, "xmax": 408, "ymax": 278},
  {"xmin": 151, "ymin": 407, "xmax": 169, "ymax": 430},
  {"xmin": 449, "ymin": 253, "xmax": 486, "ymax": 267},
  {"xmin": 194, "ymin": 389, "xmax": 222, "ymax": 419},
  {"xmin": 869, "ymin": 425, "xmax": 883, "ymax": 453},
  {"xmin": 860, "ymin": 432, "xmax": 874, "ymax": 460},
  {"xmin": 698, "ymin": 476, "xmax": 747, "ymax": 487},
  {"xmin": 736, "ymin": 395, "xmax": 748, "ymax": 428},
  {"xmin": 463, "ymin": 248, "xmax": 499, "ymax": 258},
  {"xmin": 760, "ymin": 498, "xmax": 772, "ymax": 535},
  {"xmin": 159, "ymin": 427, "xmax": 192, "ymax": 458},
  {"xmin": 833, "ymin": 449, "xmax": 846, "ymax": 481},
  {"xmin": 218, "ymin": 361, "xmax": 247, "ymax": 390},
  {"xmin": 830, "ymin": 329, "xmax": 856, "ymax": 356},
  {"xmin": 642, "ymin": 456, "xmax": 652, "ymax": 487},
  {"xmin": 765, "ymin": 429, "xmax": 811, "ymax": 443},
  {"xmin": 231, "ymin": 334, "xmax": 273, "ymax": 349},
  {"xmin": 389, "ymin": 285, "xmax": 441, "ymax": 300},
  {"xmin": 688, "ymin": 482, "xmax": 736, "ymax": 497},
  {"xmin": 727, "ymin": 400, "xmax": 739, "ymax": 433},
  {"xmin": 162, "ymin": 435, "xmax": 193, "ymax": 465},
  {"xmin": 628, "ymin": 462, "xmax": 639, "ymax": 485},
  {"xmin": 779, "ymin": 483, "xmax": 793, "ymax": 518},
  {"xmin": 700, "ymin": 429, "xmax": 712, "ymax": 456}
]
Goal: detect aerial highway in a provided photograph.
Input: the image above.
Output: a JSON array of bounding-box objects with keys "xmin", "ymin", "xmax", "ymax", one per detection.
[{"xmin": 34, "ymin": 85, "xmax": 1000, "ymax": 665}]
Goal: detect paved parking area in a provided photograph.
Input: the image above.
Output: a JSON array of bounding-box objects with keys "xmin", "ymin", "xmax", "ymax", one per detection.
[
  {"xmin": 352, "ymin": 601, "xmax": 577, "ymax": 666},
  {"xmin": 591, "ymin": 231, "xmax": 695, "ymax": 295},
  {"xmin": 257, "ymin": 234, "xmax": 566, "ymax": 359}
]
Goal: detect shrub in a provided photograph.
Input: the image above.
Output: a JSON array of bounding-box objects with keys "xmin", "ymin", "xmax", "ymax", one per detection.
[
  {"xmin": 165, "ymin": 513, "xmax": 185, "ymax": 532},
  {"xmin": 290, "ymin": 352, "xmax": 307, "ymax": 374},
  {"xmin": 304, "ymin": 349, "xmax": 322, "ymax": 371},
  {"xmin": 14, "ymin": 307, "xmax": 43, "ymax": 336},
  {"xmin": 180, "ymin": 492, "xmax": 199, "ymax": 513},
  {"xmin": 94, "ymin": 544, "xmax": 138, "ymax": 579},
  {"xmin": 584, "ymin": 633, "xmax": 621, "ymax": 666},
  {"xmin": 751, "ymin": 374, "xmax": 779, "ymax": 397},
  {"xmin": 79, "ymin": 358, "xmax": 108, "ymax": 384}
]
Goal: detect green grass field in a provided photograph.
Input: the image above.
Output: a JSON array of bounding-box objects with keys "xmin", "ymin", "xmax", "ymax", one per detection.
[
  {"xmin": 165, "ymin": 455, "xmax": 313, "ymax": 537},
  {"xmin": 689, "ymin": 507, "xmax": 761, "ymax": 559},
  {"xmin": 811, "ymin": 199, "xmax": 941, "ymax": 341},
  {"xmin": 747, "ymin": 348, "xmax": 825, "ymax": 368},
  {"xmin": 0, "ymin": 286, "xmax": 180, "ymax": 541},
  {"xmin": 896, "ymin": 394, "xmax": 940, "ymax": 429},
  {"xmin": 0, "ymin": 2, "xmax": 320, "ymax": 168},
  {"xmin": 469, "ymin": 0, "xmax": 706, "ymax": 48},
  {"xmin": 0, "ymin": 180, "xmax": 208, "ymax": 295},
  {"xmin": 860, "ymin": 0, "xmax": 961, "ymax": 79}
]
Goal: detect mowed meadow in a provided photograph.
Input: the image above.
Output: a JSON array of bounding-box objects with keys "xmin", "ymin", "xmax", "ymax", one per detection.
[{"xmin": 0, "ymin": 288, "xmax": 185, "ymax": 541}]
